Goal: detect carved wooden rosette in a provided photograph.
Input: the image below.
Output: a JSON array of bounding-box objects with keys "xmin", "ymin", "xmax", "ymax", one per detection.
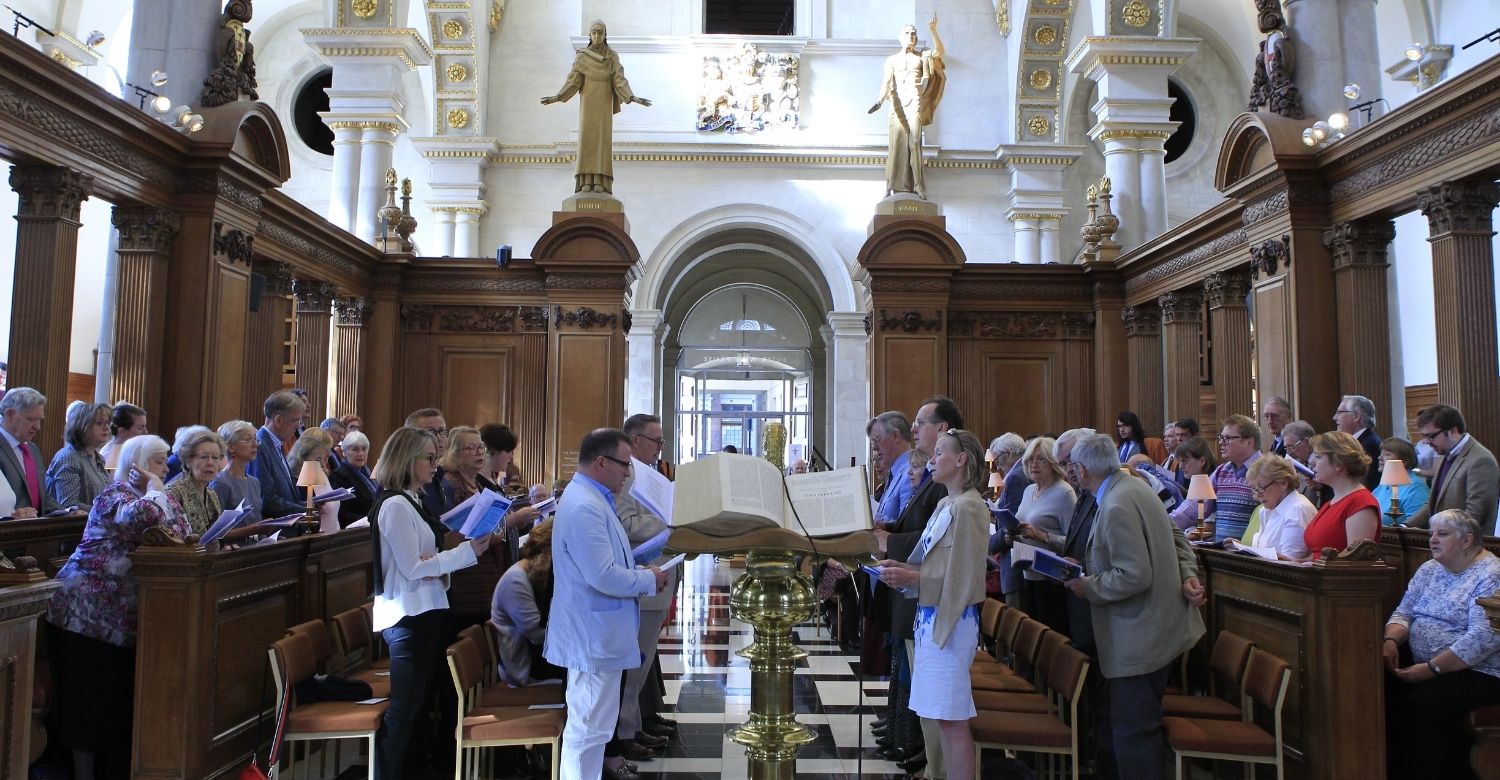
[
  {"xmin": 7, "ymin": 164, "xmax": 94, "ymax": 451},
  {"xmin": 109, "ymin": 205, "xmax": 182, "ymax": 416},
  {"xmin": 1420, "ymin": 180, "xmax": 1500, "ymax": 447}
]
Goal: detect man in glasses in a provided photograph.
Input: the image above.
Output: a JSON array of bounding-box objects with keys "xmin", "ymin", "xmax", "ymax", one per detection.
[
  {"xmin": 1332, "ymin": 394, "xmax": 1383, "ymax": 490},
  {"xmin": 612, "ymin": 414, "xmax": 680, "ymax": 763},
  {"xmin": 546, "ymin": 428, "xmax": 668, "ymax": 780},
  {"xmin": 1210, "ymin": 414, "xmax": 1262, "ymax": 542},
  {"xmin": 406, "ymin": 408, "xmax": 451, "ymax": 517},
  {"xmin": 1261, "ymin": 396, "xmax": 1293, "ymax": 457},
  {"xmin": 1408, "ymin": 404, "xmax": 1499, "ymax": 533}
]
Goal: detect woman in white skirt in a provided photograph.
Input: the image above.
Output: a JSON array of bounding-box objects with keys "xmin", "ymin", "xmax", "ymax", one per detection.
[{"xmin": 878, "ymin": 428, "xmax": 990, "ymax": 780}]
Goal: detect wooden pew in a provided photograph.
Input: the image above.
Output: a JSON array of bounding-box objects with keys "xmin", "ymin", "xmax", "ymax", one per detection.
[
  {"xmin": 0, "ymin": 577, "xmax": 59, "ymax": 776},
  {"xmin": 1195, "ymin": 546, "xmax": 1398, "ymax": 780},
  {"xmin": 0, "ymin": 513, "xmax": 87, "ymax": 577},
  {"xmin": 129, "ymin": 528, "xmax": 373, "ymax": 780}
]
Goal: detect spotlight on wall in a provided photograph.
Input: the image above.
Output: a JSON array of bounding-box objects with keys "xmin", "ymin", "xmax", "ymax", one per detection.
[
  {"xmin": 1302, "ymin": 127, "xmax": 1317, "ymax": 147},
  {"xmin": 168, "ymin": 105, "xmax": 203, "ymax": 133},
  {"xmin": 1310, "ymin": 121, "xmax": 1331, "ymax": 142},
  {"xmin": 1328, "ymin": 112, "xmax": 1350, "ymax": 132},
  {"xmin": 1405, "ymin": 42, "xmax": 1425, "ymax": 61},
  {"xmin": 1343, "ymin": 83, "xmax": 1361, "ymax": 100},
  {"xmin": 84, "ymin": 30, "xmax": 105, "ymax": 48},
  {"xmin": 150, "ymin": 70, "xmax": 168, "ymax": 87},
  {"xmin": 128, "ymin": 83, "xmax": 169, "ymax": 113}
]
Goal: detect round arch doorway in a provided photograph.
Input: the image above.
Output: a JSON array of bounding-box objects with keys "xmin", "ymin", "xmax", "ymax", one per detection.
[{"xmin": 673, "ymin": 284, "xmax": 815, "ymax": 467}]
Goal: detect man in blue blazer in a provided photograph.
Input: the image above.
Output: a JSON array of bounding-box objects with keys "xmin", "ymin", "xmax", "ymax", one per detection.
[
  {"xmin": 545, "ymin": 429, "xmax": 666, "ymax": 780},
  {"xmin": 249, "ymin": 390, "xmax": 307, "ymax": 524}
]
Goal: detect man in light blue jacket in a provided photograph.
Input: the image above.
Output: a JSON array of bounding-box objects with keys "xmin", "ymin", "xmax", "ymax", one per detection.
[{"xmin": 545, "ymin": 428, "xmax": 667, "ymax": 780}]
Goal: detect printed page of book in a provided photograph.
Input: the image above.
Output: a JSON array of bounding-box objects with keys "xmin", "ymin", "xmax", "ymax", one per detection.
[
  {"xmin": 630, "ymin": 457, "xmax": 675, "ymax": 523},
  {"xmin": 717, "ymin": 454, "xmax": 785, "ymax": 526},
  {"xmin": 669, "ymin": 457, "xmax": 725, "ymax": 527},
  {"xmin": 782, "ymin": 466, "xmax": 872, "ymax": 537}
]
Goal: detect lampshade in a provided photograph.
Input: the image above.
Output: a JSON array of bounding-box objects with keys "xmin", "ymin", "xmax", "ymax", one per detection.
[
  {"xmin": 1186, "ymin": 473, "xmax": 1217, "ymax": 502},
  {"xmin": 988, "ymin": 471, "xmax": 1004, "ymax": 489},
  {"xmin": 297, "ymin": 459, "xmax": 327, "ymax": 488},
  {"xmin": 1381, "ymin": 458, "xmax": 1412, "ymax": 487},
  {"xmin": 985, "ymin": 449, "xmax": 996, "ymax": 463}
]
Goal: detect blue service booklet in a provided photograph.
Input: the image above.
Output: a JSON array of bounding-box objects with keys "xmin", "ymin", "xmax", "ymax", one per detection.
[
  {"xmin": 440, "ymin": 488, "xmax": 513, "ymax": 539},
  {"xmin": 199, "ymin": 500, "xmax": 252, "ymax": 546},
  {"xmin": 1011, "ymin": 543, "xmax": 1083, "ymax": 582},
  {"xmin": 632, "ymin": 528, "xmax": 671, "ymax": 564}
]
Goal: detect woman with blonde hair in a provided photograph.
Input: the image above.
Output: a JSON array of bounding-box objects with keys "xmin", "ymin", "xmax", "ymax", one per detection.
[
  {"xmin": 876, "ymin": 429, "xmax": 990, "ymax": 780},
  {"xmin": 286, "ymin": 427, "xmax": 334, "ymax": 486},
  {"xmin": 490, "ymin": 519, "xmax": 566, "ymax": 687},
  {"xmin": 1301, "ymin": 431, "xmax": 1380, "ymax": 559},
  {"xmin": 1231, "ymin": 454, "xmax": 1314, "ymax": 560}
]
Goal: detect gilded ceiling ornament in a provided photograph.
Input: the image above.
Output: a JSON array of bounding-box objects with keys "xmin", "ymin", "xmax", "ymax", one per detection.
[
  {"xmin": 351, "ymin": 0, "xmax": 377, "ymax": 20},
  {"xmin": 1030, "ymin": 69, "xmax": 1052, "ymax": 90},
  {"xmin": 446, "ymin": 107, "xmax": 470, "ymax": 129},
  {"xmin": 488, "ymin": 1, "xmax": 504, "ymax": 32},
  {"xmin": 1027, "ymin": 114, "xmax": 1051, "ymax": 136},
  {"xmin": 447, "ymin": 63, "xmax": 468, "ymax": 82},
  {"xmin": 1033, "ymin": 25, "xmax": 1057, "ymax": 45},
  {"xmin": 443, "ymin": 19, "xmax": 465, "ymax": 39},
  {"xmin": 1121, "ymin": 0, "xmax": 1150, "ymax": 27},
  {"xmin": 996, "ymin": 3, "xmax": 1011, "ymax": 36}
]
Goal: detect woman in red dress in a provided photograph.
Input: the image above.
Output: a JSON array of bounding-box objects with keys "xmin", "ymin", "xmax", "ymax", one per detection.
[{"xmin": 1301, "ymin": 431, "xmax": 1381, "ymax": 559}]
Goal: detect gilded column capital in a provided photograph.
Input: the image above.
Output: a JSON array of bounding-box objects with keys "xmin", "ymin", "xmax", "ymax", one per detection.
[
  {"xmin": 293, "ymin": 279, "xmax": 336, "ymax": 313},
  {"xmin": 1203, "ymin": 269, "xmax": 1252, "ymax": 309},
  {"xmin": 111, "ymin": 205, "xmax": 181, "ymax": 253},
  {"xmin": 253, "ymin": 260, "xmax": 295, "ymax": 296},
  {"xmin": 9, "ymin": 165, "xmax": 94, "ymax": 221},
  {"xmin": 1121, "ymin": 303, "xmax": 1161, "ymax": 336},
  {"xmin": 1418, "ymin": 180, "xmax": 1500, "ymax": 237},
  {"xmin": 334, "ymin": 297, "xmax": 373, "ymax": 326},
  {"xmin": 1323, "ymin": 219, "xmax": 1397, "ymax": 271},
  {"xmin": 1157, "ymin": 289, "xmax": 1203, "ymax": 324}
]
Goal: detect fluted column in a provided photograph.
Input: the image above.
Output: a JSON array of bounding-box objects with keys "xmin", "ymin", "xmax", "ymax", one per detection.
[
  {"xmin": 293, "ymin": 279, "xmax": 335, "ymax": 421},
  {"xmin": 1205, "ymin": 270, "xmax": 1253, "ymax": 431},
  {"xmin": 331, "ymin": 297, "xmax": 372, "ymax": 419},
  {"xmin": 356, "ymin": 123, "xmax": 399, "ymax": 243},
  {"xmin": 328, "ymin": 122, "xmax": 363, "ymax": 232},
  {"xmin": 1123, "ymin": 303, "xmax": 1164, "ymax": 434},
  {"xmin": 1158, "ymin": 289, "xmax": 1203, "ymax": 425},
  {"xmin": 1419, "ymin": 180, "xmax": 1500, "ymax": 447},
  {"xmin": 1324, "ymin": 219, "xmax": 1397, "ymax": 432},
  {"xmin": 108, "ymin": 205, "xmax": 180, "ymax": 417},
  {"xmin": 244, "ymin": 261, "xmax": 294, "ymax": 421},
  {"xmin": 7, "ymin": 165, "xmax": 93, "ymax": 450}
]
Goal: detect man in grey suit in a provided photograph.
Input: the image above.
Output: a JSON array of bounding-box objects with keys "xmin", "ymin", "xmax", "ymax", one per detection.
[
  {"xmin": 1410, "ymin": 404, "xmax": 1500, "ymax": 533},
  {"xmin": 612, "ymin": 413, "xmax": 679, "ymax": 759},
  {"xmin": 1065, "ymin": 434, "xmax": 1205, "ymax": 780},
  {"xmin": 0, "ymin": 387, "xmax": 59, "ymax": 515}
]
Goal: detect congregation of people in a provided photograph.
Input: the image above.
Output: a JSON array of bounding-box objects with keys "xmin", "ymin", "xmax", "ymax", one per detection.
[{"xmin": 5, "ymin": 374, "xmax": 1498, "ymax": 779}]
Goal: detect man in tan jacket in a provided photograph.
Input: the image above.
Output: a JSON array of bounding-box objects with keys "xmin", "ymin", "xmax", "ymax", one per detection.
[{"xmin": 1410, "ymin": 404, "xmax": 1500, "ymax": 533}]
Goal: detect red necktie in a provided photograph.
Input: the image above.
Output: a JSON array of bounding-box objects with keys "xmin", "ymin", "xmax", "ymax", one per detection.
[{"xmin": 18, "ymin": 443, "xmax": 39, "ymax": 508}]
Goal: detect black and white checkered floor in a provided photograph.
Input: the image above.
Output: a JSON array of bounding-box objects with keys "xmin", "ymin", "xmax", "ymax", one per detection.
[{"xmin": 640, "ymin": 555, "xmax": 907, "ymax": 779}]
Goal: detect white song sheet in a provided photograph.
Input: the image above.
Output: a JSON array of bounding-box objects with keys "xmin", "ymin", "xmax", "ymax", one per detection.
[{"xmin": 629, "ymin": 457, "xmax": 675, "ymax": 523}]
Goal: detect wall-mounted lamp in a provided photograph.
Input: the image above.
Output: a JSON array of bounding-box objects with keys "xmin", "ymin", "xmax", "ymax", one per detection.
[
  {"xmin": 1405, "ymin": 42, "xmax": 1425, "ymax": 61},
  {"xmin": 129, "ymin": 83, "xmax": 170, "ymax": 113}
]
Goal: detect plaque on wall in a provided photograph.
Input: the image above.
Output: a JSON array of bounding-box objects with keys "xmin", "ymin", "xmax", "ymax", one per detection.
[{"xmin": 697, "ymin": 44, "xmax": 799, "ymax": 133}]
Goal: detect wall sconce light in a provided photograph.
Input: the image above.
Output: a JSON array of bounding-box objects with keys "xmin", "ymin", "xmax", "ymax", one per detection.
[
  {"xmin": 129, "ymin": 84, "xmax": 170, "ymax": 113},
  {"xmin": 1405, "ymin": 42, "xmax": 1425, "ymax": 61},
  {"xmin": 84, "ymin": 30, "xmax": 105, "ymax": 48},
  {"xmin": 1343, "ymin": 83, "xmax": 1361, "ymax": 100}
]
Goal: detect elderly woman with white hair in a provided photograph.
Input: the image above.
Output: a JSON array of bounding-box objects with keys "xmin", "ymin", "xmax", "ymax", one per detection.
[
  {"xmin": 45, "ymin": 401, "xmax": 112, "ymax": 509},
  {"xmin": 987, "ymin": 432, "xmax": 1030, "ymax": 609},
  {"xmin": 164, "ymin": 426, "xmax": 225, "ymax": 535},
  {"xmin": 46, "ymin": 434, "xmax": 189, "ymax": 780},
  {"xmin": 1384, "ymin": 509, "xmax": 1500, "ymax": 779},
  {"xmin": 328, "ymin": 429, "xmax": 379, "ymax": 527}
]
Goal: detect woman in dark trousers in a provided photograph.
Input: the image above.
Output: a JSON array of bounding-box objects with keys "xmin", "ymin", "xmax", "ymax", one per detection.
[{"xmin": 368, "ymin": 427, "xmax": 495, "ymax": 779}]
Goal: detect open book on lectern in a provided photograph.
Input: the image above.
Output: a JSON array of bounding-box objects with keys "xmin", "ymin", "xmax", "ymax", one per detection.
[{"xmin": 670, "ymin": 453, "xmax": 873, "ymax": 538}]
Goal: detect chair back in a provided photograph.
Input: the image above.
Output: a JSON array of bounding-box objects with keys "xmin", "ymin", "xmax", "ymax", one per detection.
[
  {"xmin": 980, "ymin": 599, "xmax": 1004, "ymax": 642},
  {"xmin": 1208, "ymin": 630, "xmax": 1256, "ymax": 696},
  {"xmin": 997, "ymin": 605, "xmax": 1025, "ymax": 662},
  {"xmin": 1032, "ymin": 630, "xmax": 1069, "ymax": 686},
  {"xmin": 1045, "ymin": 642, "xmax": 1091, "ymax": 706},
  {"xmin": 271, "ymin": 631, "xmax": 317, "ymax": 690},
  {"xmin": 1013, "ymin": 618, "xmax": 1048, "ymax": 679},
  {"xmin": 286, "ymin": 619, "xmax": 334, "ymax": 671},
  {"xmin": 448, "ymin": 636, "xmax": 487, "ymax": 707},
  {"xmin": 1244, "ymin": 650, "xmax": 1291, "ymax": 713}
]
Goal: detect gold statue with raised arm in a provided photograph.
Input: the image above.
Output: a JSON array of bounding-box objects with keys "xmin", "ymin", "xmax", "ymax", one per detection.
[{"xmin": 868, "ymin": 14, "xmax": 946, "ymax": 200}]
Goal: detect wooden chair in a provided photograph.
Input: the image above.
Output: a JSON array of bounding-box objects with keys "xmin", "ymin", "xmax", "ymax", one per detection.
[
  {"xmin": 972, "ymin": 598, "xmax": 1006, "ymax": 665},
  {"xmin": 1162, "ymin": 631, "xmax": 1255, "ymax": 721},
  {"xmin": 972, "ymin": 640, "xmax": 1091, "ymax": 780},
  {"xmin": 972, "ymin": 630, "xmax": 1069, "ymax": 715},
  {"xmin": 457, "ymin": 623, "xmax": 492, "ymax": 684},
  {"xmin": 331, "ymin": 607, "xmax": 388, "ymax": 676},
  {"xmin": 1165, "ymin": 648, "xmax": 1292, "ymax": 780},
  {"xmin": 447, "ymin": 636, "xmax": 565, "ymax": 780},
  {"xmin": 286, "ymin": 620, "xmax": 391, "ymax": 697},
  {"xmin": 267, "ymin": 632, "xmax": 386, "ymax": 780},
  {"xmin": 973, "ymin": 617, "xmax": 1048, "ymax": 693}
]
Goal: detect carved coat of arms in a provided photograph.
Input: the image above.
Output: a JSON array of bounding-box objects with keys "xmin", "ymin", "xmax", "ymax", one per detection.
[{"xmin": 697, "ymin": 44, "xmax": 799, "ymax": 133}]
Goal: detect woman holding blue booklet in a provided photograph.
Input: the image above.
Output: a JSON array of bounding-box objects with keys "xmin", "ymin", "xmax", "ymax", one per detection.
[{"xmin": 875, "ymin": 428, "xmax": 990, "ymax": 780}]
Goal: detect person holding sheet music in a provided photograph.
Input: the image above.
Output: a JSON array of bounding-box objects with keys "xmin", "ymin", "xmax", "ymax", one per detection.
[
  {"xmin": 369, "ymin": 426, "xmax": 494, "ymax": 780},
  {"xmin": 164, "ymin": 427, "xmax": 225, "ymax": 535},
  {"xmin": 1013, "ymin": 436, "xmax": 1076, "ymax": 634},
  {"xmin": 211, "ymin": 420, "xmax": 272, "ymax": 541},
  {"xmin": 46, "ymin": 434, "xmax": 190, "ymax": 780},
  {"xmin": 613, "ymin": 413, "xmax": 680, "ymax": 759},
  {"xmin": 875, "ymin": 428, "xmax": 990, "ymax": 780}
]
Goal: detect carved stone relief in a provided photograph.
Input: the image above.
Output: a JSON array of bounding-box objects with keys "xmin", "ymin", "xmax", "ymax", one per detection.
[
  {"xmin": 212, "ymin": 221, "xmax": 255, "ymax": 265},
  {"xmin": 554, "ymin": 306, "xmax": 618, "ymax": 331},
  {"xmin": 698, "ymin": 44, "xmax": 799, "ymax": 133},
  {"xmin": 878, "ymin": 309, "xmax": 942, "ymax": 333}
]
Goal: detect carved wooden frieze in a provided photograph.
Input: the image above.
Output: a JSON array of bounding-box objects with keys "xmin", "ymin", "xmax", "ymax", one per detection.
[
  {"xmin": 543, "ymin": 274, "xmax": 631, "ymax": 291},
  {"xmin": 1241, "ymin": 190, "xmax": 1288, "ymax": 227},
  {"xmin": 519, "ymin": 306, "xmax": 548, "ymax": 332},
  {"xmin": 1330, "ymin": 105, "xmax": 1500, "ymax": 204},
  {"xmin": 0, "ymin": 75, "xmax": 177, "ymax": 188},
  {"xmin": 401, "ymin": 305, "xmax": 433, "ymax": 332},
  {"xmin": 1248, "ymin": 235, "xmax": 1291, "ymax": 280},
  {"xmin": 1124, "ymin": 227, "xmax": 1249, "ymax": 294},
  {"xmin": 978, "ymin": 313, "xmax": 1057, "ymax": 339},
  {"xmin": 259, "ymin": 219, "xmax": 360, "ymax": 277},
  {"xmin": 182, "ymin": 170, "xmax": 263, "ymax": 214},
  {"xmin": 878, "ymin": 309, "xmax": 942, "ymax": 333},
  {"xmin": 212, "ymin": 221, "xmax": 254, "ymax": 265},
  {"xmin": 554, "ymin": 306, "xmax": 618, "ymax": 331},
  {"xmin": 870, "ymin": 278, "xmax": 951, "ymax": 294},
  {"xmin": 402, "ymin": 305, "xmax": 550, "ymax": 334},
  {"xmin": 404, "ymin": 274, "xmax": 545, "ymax": 294},
  {"xmin": 1061, "ymin": 311, "xmax": 1095, "ymax": 339}
]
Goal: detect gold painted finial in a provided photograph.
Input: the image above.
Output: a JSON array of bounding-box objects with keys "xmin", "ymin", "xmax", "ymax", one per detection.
[
  {"xmin": 385, "ymin": 168, "xmax": 397, "ymax": 186},
  {"xmin": 1087, "ymin": 184, "xmax": 1098, "ymax": 203},
  {"xmin": 1098, "ymin": 176, "xmax": 1112, "ymax": 195},
  {"xmin": 401, "ymin": 177, "xmax": 412, "ymax": 197}
]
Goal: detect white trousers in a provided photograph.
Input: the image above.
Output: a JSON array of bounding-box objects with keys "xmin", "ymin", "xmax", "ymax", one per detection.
[{"xmin": 561, "ymin": 667, "xmax": 622, "ymax": 780}]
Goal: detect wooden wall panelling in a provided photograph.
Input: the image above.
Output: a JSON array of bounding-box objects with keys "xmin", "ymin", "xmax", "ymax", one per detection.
[
  {"xmin": 1280, "ymin": 223, "xmax": 1342, "ymax": 431},
  {"xmin": 1159, "ymin": 289, "xmax": 1204, "ymax": 425},
  {"xmin": 108, "ymin": 204, "xmax": 179, "ymax": 418},
  {"xmin": 878, "ymin": 331, "xmax": 946, "ymax": 423},
  {"xmin": 1205, "ymin": 270, "xmax": 1254, "ymax": 427},
  {"xmin": 439, "ymin": 345, "xmax": 513, "ymax": 430},
  {"xmin": 66, "ymin": 373, "xmax": 94, "ymax": 404},
  {"xmin": 549, "ymin": 330, "xmax": 620, "ymax": 480},
  {"xmin": 1123, "ymin": 303, "xmax": 1164, "ymax": 433},
  {"xmin": 0, "ymin": 580, "xmax": 58, "ymax": 780},
  {"xmin": 1404, "ymin": 383, "xmax": 1438, "ymax": 439},
  {"xmin": 514, "ymin": 334, "xmax": 547, "ymax": 486},
  {"xmin": 244, "ymin": 261, "xmax": 294, "ymax": 424},
  {"xmin": 1088, "ymin": 269, "xmax": 1126, "ymax": 435},
  {"xmin": 210, "ymin": 262, "xmax": 251, "ymax": 426},
  {"xmin": 361, "ymin": 278, "xmax": 403, "ymax": 452},
  {"xmin": 947, "ymin": 336, "xmax": 1076, "ymax": 439},
  {"xmin": 1253, "ymin": 272, "xmax": 1293, "ymax": 424},
  {"xmin": 1325, "ymin": 219, "xmax": 1398, "ymax": 437},
  {"xmin": 160, "ymin": 209, "xmax": 243, "ymax": 434},
  {"xmin": 292, "ymin": 280, "xmax": 335, "ymax": 421}
]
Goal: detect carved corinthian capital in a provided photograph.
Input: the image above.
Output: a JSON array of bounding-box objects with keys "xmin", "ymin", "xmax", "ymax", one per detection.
[
  {"xmin": 111, "ymin": 205, "xmax": 182, "ymax": 253},
  {"xmin": 1322, "ymin": 219, "xmax": 1396, "ymax": 270},
  {"xmin": 1157, "ymin": 290, "xmax": 1203, "ymax": 324},
  {"xmin": 334, "ymin": 297, "xmax": 373, "ymax": 327},
  {"xmin": 1121, "ymin": 304, "xmax": 1161, "ymax": 337},
  {"xmin": 1418, "ymin": 181, "xmax": 1500, "ymax": 237},
  {"xmin": 1203, "ymin": 270, "xmax": 1252, "ymax": 309},
  {"xmin": 9, "ymin": 165, "xmax": 94, "ymax": 221},
  {"xmin": 293, "ymin": 279, "xmax": 336, "ymax": 313}
]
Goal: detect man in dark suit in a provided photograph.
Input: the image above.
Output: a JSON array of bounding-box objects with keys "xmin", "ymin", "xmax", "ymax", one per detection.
[
  {"xmin": 1410, "ymin": 404, "xmax": 1500, "ymax": 533},
  {"xmin": 1261, "ymin": 395, "xmax": 1292, "ymax": 457},
  {"xmin": 1065, "ymin": 434, "xmax": 1205, "ymax": 780},
  {"xmin": 874, "ymin": 394, "xmax": 961, "ymax": 775},
  {"xmin": 1334, "ymin": 394, "xmax": 1383, "ymax": 490},
  {"xmin": 0, "ymin": 387, "xmax": 59, "ymax": 515},
  {"xmin": 250, "ymin": 389, "xmax": 307, "ymax": 522}
]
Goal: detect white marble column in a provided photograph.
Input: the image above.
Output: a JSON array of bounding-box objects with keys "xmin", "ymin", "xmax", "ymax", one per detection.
[
  {"xmin": 626, "ymin": 309, "xmax": 664, "ymax": 418},
  {"xmin": 412, "ymin": 138, "xmax": 499, "ymax": 259},
  {"xmin": 1013, "ymin": 216, "xmax": 1041, "ymax": 263},
  {"xmin": 430, "ymin": 208, "xmax": 457, "ymax": 258},
  {"xmin": 355, "ymin": 124, "xmax": 398, "ymax": 243},
  {"xmin": 1001, "ymin": 147, "xmax": 1082, "ymax": 263},
  {"xmin": 327, "ymin": 123, "xmax": 363, "ymax": 233},
  {"xmin": 825, "ymin": 312, "xmax": 870, "ymax": 470},
  {"xmin": 1038, "ymin": 217, "xmax": 1062, "ymax": 263},
  {"xmin": 453, "ymin": 209, "xmax": 482, "ymax": 257},
  {"xmin": 125, "ymin": 0, "xmax": 221, "ymax": 109},
  {"xmin": 1137, "ymin": 133, "xmax": 1171, "ymax": 240},
  {"xmin": 1285, "ymin": 0, "xmax": 1380, "ymax": 121}
]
